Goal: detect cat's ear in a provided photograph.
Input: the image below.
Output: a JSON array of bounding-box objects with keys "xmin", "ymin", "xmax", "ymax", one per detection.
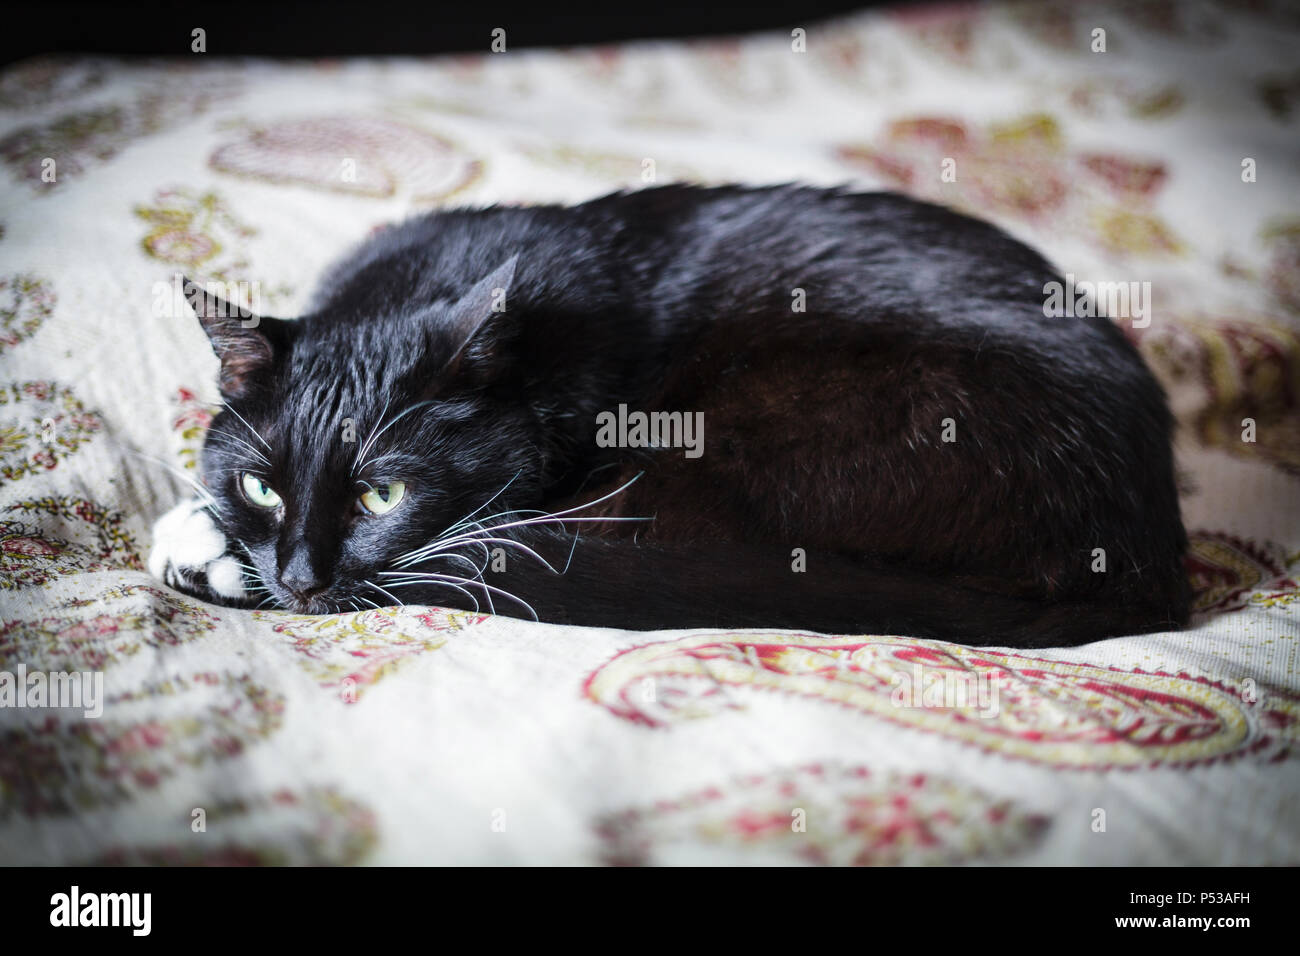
[
  {"xmin": 441, "ymin": 255, "xmax": 519, "ymax": 371},
  {"xmin": 181, "ymin": 276, "xmax": 288, "ymax": 400}
]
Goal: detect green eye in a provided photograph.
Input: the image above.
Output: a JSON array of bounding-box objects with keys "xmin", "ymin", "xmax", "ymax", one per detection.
[
  {"xmin": 241, "ymin": 473, "xmax": 282, "ymax": 508},
  {"xmin": 359, "ymin": 481, "xmax": 406, "ymax": 516}
]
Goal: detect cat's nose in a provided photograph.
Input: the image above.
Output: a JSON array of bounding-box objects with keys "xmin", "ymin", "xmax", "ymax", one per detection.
[
  {"xmin": 280, "ymin": 550, "xmax": 325, "ymax": 599},
  {"xmin": 282, "ymin": 576, "xmax": 325, "ymax": 600}
]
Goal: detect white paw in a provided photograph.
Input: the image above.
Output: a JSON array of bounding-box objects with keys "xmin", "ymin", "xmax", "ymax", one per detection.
[{"xmin": 148, "ymin": 498, "xmax": 248, "ymax": 601}]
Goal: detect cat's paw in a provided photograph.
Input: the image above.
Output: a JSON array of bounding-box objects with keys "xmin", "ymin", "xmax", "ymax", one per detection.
[{"xmin": 148, "ymin": 498, "xmax": 250, "ymax": 605}]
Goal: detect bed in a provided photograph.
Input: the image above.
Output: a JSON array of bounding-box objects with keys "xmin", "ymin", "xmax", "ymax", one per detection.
[{"xmin": 1, "ymin": 0, "xmax": 1298, "ymax": 864}]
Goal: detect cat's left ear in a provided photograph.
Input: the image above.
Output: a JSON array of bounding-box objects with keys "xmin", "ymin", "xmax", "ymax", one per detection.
[
  {"xmin": 181, "ymin": 276, "xmax": 290, "ymax": 400},
  {"xmin": 441, "ymin": 255, "xmax": 519, "ymax": 371}
]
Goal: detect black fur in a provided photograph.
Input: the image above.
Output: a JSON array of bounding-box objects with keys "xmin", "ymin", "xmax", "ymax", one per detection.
[{"xmin": 179, "ymin": 184, "xmax": 1190, "ymax": 647}]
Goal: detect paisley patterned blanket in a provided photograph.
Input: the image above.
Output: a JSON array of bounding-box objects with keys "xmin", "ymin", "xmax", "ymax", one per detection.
[{"xmin": 1, "ymin": 0, "xmax": 1298, "ymax": 864}]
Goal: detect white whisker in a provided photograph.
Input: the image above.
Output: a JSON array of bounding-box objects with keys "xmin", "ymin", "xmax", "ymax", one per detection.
[
  {"xmin": 220, "ymin": 403, "xmax": 273, "ymax": 452},
  {"xmin": 204, "ymin": 431, "xmax": 271, "ymax": 467},
  {"xmin": 353, "ymin": 399, "xmax": 439, "ymax": 476},
  {"xmin": 439, "ymin": 470, "xmax": 524, "ymax": 536},
  {"xmin": 116, "ymin": 442, "xmax": 223, "ymax": 514},
  {"xmin": 364, "ymin": 579, "xmax": 406, "ymax": 608},
  {"xmin": 380, "ymin": 572, "xmax": 483, "ymax": 614},
  {"xmin": 351, "ymin": 398, "xmax": 390, "ymax": 477},
  {"xmin": 380, "ymin": 572, "xmax": 537, "ymax": 620},
  {"xmin": 396, "ymin": 535, "xmax": 559, "ymax": 574}
]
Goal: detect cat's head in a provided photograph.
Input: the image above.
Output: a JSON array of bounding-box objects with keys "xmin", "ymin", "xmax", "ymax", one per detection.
[{"xmin": 181, "ymin": 258, "xmax": 541, "ymax": 613}]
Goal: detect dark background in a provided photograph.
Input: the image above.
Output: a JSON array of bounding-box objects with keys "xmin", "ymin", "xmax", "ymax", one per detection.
[{"xmin": 2, "ymin": 0, "xmax": 930, "ymax": 67}]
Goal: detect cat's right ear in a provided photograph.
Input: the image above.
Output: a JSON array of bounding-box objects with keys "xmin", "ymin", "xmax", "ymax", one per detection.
[
  {"xmin": 438, "ymin": 255, "xmax": 519, "ymax": 378},
  {"xmin": 181, "ymin": 276, "xmax": 288, "ymax": 400}
]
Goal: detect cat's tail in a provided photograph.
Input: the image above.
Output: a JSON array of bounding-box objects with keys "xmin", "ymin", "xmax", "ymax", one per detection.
[{"xmin": 424, "ymin": 530, "xmax": 1189, "ymax": 648}]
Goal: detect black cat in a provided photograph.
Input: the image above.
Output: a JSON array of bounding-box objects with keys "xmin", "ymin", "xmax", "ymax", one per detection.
[{"xmin": 150, "ymin": 184, "xmax": 1190, "ymax": 647}]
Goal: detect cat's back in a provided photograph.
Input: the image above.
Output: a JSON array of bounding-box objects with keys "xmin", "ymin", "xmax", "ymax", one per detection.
[
  {"xmin": 308, "ymin": 183, "xmax": 1122, "ymax": 367},
  {"xmin": 307, "ymin": 198, "xmax": 626, "ymax": 319}
]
